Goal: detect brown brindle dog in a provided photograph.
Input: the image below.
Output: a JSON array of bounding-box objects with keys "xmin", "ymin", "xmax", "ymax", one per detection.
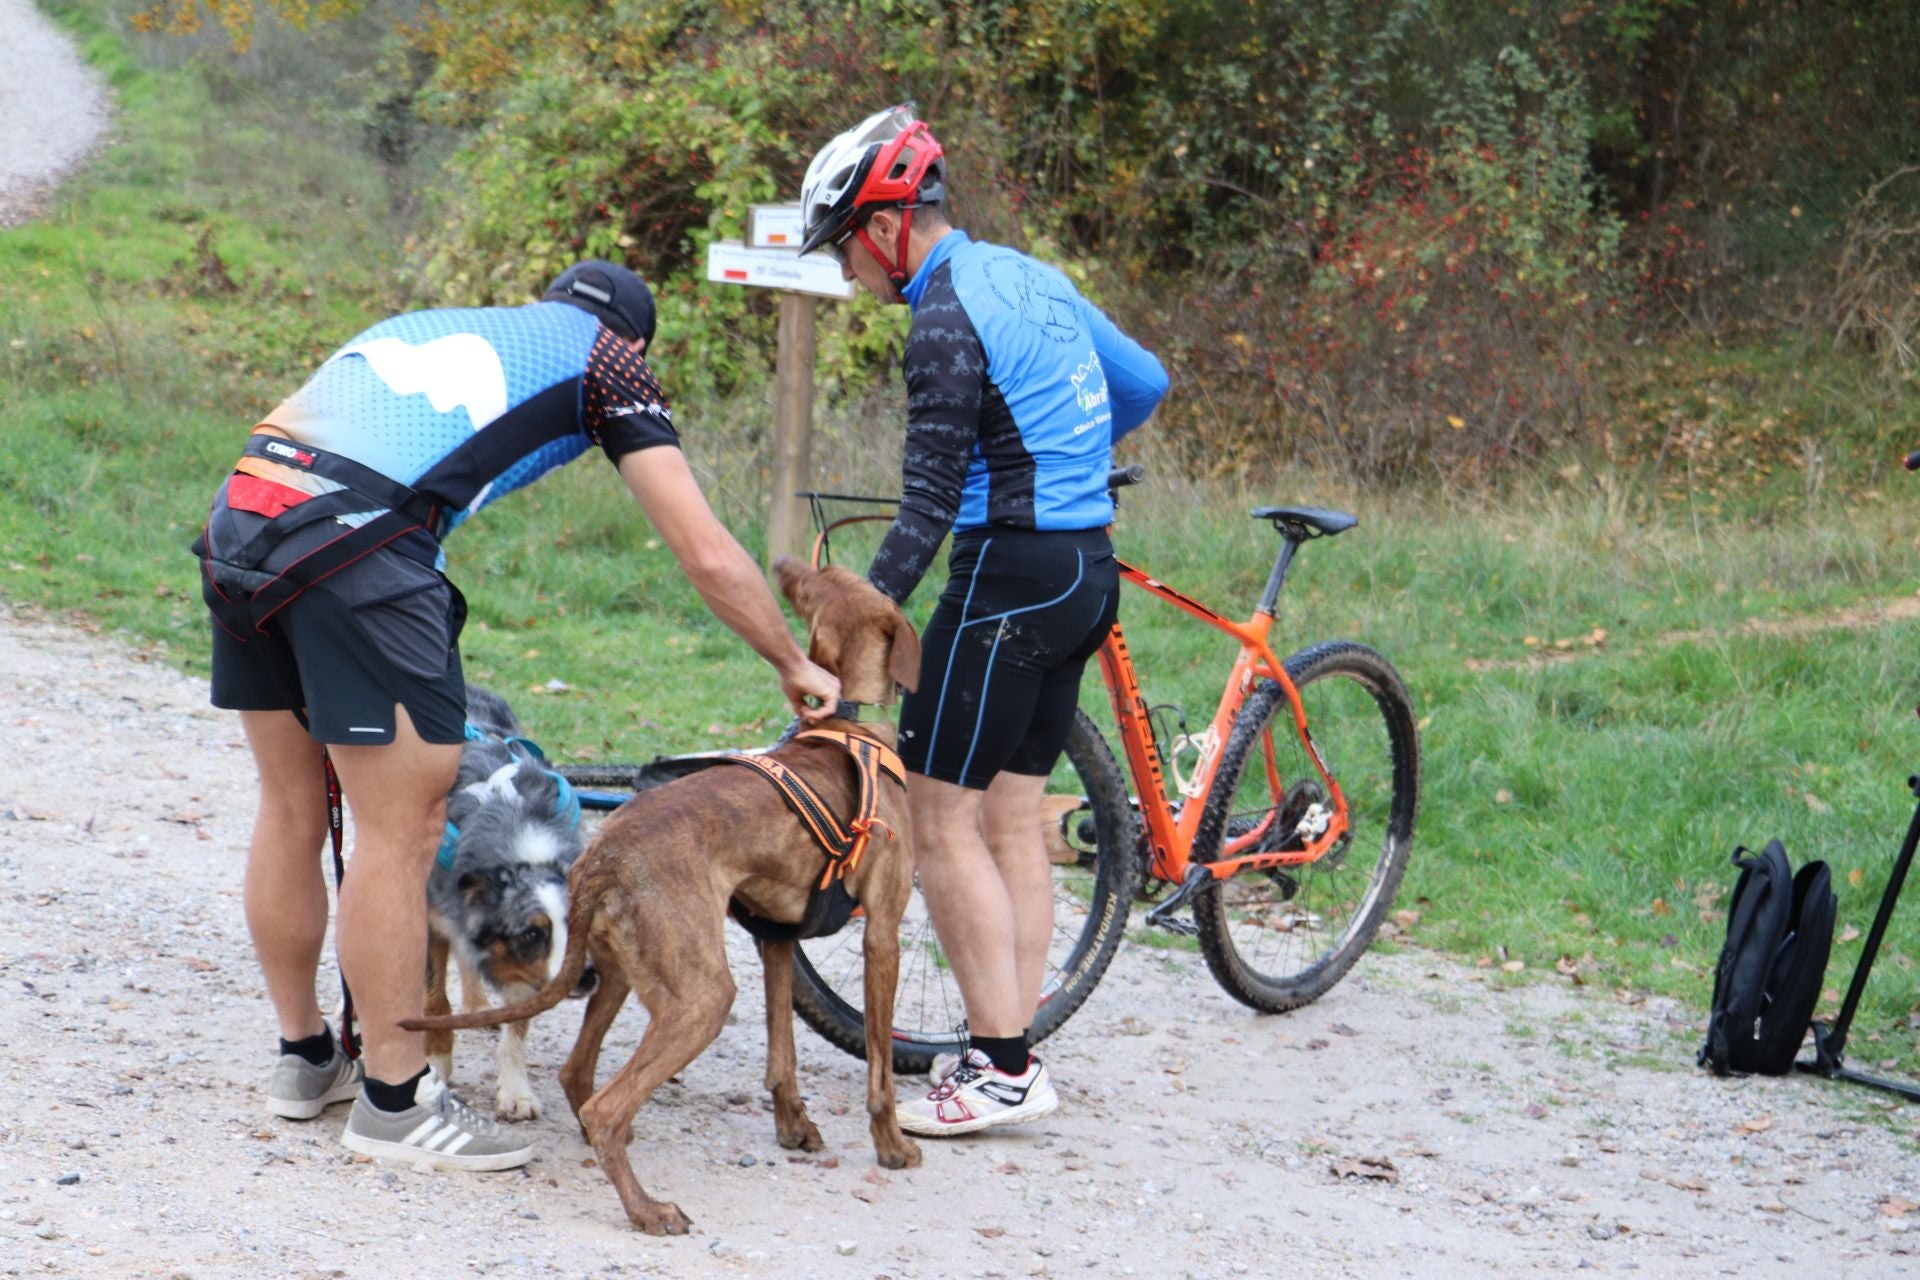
[{"xmin": 403, "ymin": 558, "xmax": 923, "ymax": 1234}]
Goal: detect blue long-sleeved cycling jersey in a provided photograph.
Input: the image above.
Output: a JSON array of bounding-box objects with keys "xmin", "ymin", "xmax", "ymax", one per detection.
[{"xmin": 866, "ymin": 231, "xmax": 1169, "ymax": 604}]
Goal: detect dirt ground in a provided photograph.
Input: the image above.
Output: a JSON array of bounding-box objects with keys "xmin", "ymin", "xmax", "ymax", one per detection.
[{"xmin": 1, "ymin": 597, "xmax": 1917, "ymax": 1280}]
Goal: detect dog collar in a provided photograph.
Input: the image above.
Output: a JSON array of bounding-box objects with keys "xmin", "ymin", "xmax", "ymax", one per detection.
[{"xmin": 831, "ymin": 699, "xmax": 892, "ymax": 724}]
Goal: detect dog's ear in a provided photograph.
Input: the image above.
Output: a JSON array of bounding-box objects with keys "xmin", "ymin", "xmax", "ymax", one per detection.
[
  {"xmin": 772, "ymin": 555, "xmax": 812, "ymax": 614},
  {"xmin": 888, "ymin": 608, "xmax": 922, "ymax": 693},
  {"xmin": 457, "ymin": 871, "xmax": 491, "ymax": 904}
]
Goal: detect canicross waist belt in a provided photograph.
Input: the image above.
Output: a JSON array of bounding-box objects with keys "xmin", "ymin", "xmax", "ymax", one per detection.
[
  {"xmin": 720, "ymin": 729, "xmax": 906, "ymax": 942},
  {"xmin": 193, "ymin": 435, "xmax": 445, "ymax": 640}
]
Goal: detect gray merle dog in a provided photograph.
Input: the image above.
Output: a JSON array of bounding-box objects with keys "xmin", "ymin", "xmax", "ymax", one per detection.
[{"xmin": 424, "ymin": 685, "xmax": 591, "ymax": 1120}]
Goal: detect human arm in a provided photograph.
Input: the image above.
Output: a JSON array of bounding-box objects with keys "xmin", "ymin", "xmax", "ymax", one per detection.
[
  {"xmin": 866, "ymin": 294, "xmax": 984, "ymax": 604},
  {"xmin": 615, "ymin": 446, "xmax": 839, "ymax": 723},
  {"xmin": 1084, "ymin": 302, "xmax": 1169, "ymax": 441}
]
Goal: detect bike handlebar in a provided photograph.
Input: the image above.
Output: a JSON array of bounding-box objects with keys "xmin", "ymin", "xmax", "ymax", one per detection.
[{"xmin": 1109, "ymin": 463, "xmax": 1146, "ymax": 490}]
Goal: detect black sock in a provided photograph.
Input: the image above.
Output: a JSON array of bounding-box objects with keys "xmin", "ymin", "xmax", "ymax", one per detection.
[
  {"xmin": 364, "ymin": 1066, "xmax": 430, "ymax": 1113},
  {"xmin": 279, "ymin": 1023, "xmax": 335, "ymax": 1067},
  {"xmin": 971, "ymin": 1033, "xmax": 1029, "ymax": 1076}
]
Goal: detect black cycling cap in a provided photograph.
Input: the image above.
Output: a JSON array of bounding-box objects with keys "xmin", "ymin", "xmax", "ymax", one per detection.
[{"xmin": 545, "ymin": 260, "xmax": 657, "ymax": 345}]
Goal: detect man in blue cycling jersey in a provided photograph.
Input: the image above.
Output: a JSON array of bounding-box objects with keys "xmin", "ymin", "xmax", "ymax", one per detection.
[
  {"xmin": 193, "ymin": 260, "xmax": 839, "ymax": 1169},
  {"xmin": 799, "ymin": 107, "xmax": 1170, "ymax": 1135}
]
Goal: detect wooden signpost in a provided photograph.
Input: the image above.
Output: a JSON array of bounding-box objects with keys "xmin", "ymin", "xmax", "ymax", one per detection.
[{"xmin": 705, "ymin": 203, "xmax": 856, "ymax": 567}]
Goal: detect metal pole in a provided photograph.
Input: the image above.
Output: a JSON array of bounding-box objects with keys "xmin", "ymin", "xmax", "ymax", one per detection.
[{"xmin": 767, "ymin": 291, "xmax": 816, "ymax": 568}]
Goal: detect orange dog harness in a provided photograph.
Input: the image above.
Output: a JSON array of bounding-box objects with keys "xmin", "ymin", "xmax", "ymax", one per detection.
[{"xmin": 719, "ymin": 729, "xmax": 907, "ymax": 942}]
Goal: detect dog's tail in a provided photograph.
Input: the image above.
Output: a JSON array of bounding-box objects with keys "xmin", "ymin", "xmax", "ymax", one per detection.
[{"xmin": 399, "ymin": 896, "xmax": 595, "ymax": 1034}]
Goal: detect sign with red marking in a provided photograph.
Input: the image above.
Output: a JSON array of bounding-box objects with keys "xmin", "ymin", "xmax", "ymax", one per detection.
[{"xmin": 705, "ymin": 239, "xmax": 854, "ymax": 300}]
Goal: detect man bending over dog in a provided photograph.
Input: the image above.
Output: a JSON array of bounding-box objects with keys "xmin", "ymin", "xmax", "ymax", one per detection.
[
  {"xmin": 798, "ymin": 107, "xmax": 1170, "ymax": 1134},
  {"xmin": 193, "ymin": 260, "xmax": 840, "ymax": 1171}
]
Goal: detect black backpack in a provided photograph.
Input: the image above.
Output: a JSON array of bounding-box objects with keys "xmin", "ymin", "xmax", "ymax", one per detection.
[{"xmin": 1698, "ymin": 839, "xmax": 1837, "ymax": 1076}]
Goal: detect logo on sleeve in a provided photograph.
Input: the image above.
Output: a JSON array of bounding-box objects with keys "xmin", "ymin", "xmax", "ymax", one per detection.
[{"xmin": 1070, "ymin": 351, "xmax": 1109, "ymax": 417}]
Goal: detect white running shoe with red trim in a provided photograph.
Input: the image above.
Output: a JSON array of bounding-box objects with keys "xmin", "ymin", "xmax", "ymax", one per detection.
[{"xmin": 897, "ymin": 1049, "xmax": 1059, "ymax": 1136}]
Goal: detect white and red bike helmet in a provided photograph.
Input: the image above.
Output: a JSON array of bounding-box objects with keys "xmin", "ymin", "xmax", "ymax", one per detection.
[{"xmin": 797, "ymin": 103, "xmax": 946, "ymax": 288}]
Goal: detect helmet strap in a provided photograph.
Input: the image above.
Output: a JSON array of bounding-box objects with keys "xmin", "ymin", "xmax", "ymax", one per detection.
[{"xmin": 854, "ymin": 203, "xmax": 920, "ymax": 290}]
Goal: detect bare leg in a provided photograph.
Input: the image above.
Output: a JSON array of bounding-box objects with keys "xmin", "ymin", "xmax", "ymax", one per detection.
[
  {"xmin": 981, "ymin": 770, "xmax": 1053, "ymax": 1029},
  {"xmin": 326, "ymin": 704, "xmax": 462, "ymax": 1089},
  {"xmin": 906, "ymin": 774, "xmax": 1028, "ymax": 1037},
  {"xmin": 238, "ymin": 710, "xmax": 331, "ymax": 1044}
]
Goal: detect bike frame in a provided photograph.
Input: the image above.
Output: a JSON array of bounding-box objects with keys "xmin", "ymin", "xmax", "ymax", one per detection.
[
  {"xmin": 1097, "ymin": 559, "xmax": 1349, "ymax": 888},
  {"xmin": 814, "ymin": 507, "xmax": 1352, "ymax": 889}
]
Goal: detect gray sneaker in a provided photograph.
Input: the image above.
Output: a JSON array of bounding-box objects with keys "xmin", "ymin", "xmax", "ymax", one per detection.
[
  {"xmin": 341, "ymin": 1070, "xmax": 533, "ymax": 1172},
  {"xmin": 268, "ymin": 1047, "xmax": 364, "ymax": 1120}
]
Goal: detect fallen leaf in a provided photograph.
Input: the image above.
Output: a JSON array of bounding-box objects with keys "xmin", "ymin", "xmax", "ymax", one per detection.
[
  {"xmin": 1502, "ymin": 960, "xmax": 1525, "ymax": 973},
  {"xmin": 1651, "ymin": 898, "xmax": 1673, "ymax": 917},
  {"xmin": 1494, "ymin": 789, "xmax": 1514, "ymax": 805},
  {"xmin": 1735, "ymin": 1114, "xmax": 1773, "ymax": 1134},
  {"xmin": 975, "ymin": 1226, "xmax": 1006, "ymax": 1239},
  {"xmin": 1880, "ymin": 1197, "xmax": 1917, "ymax": 1218},
  {"xmin": 1330, "ymin": 1024, "xmax": 1360, "ymax": 1037},
  {"xmin": 1306, "ymin": 1038, "xmax": 1329, "ymax": 1051},
  {"xmin": 182, "ymin": 957, "xmax": 219, "ymax": 972},
  {"xmin": 993, "ymin": 1162, "xmax": 1021, "ymax": 1175},
  {"xmin": 1840, "ymin": 926, "xmax": 1861, "ymax": 944},
  {"xmin": 1666, "ymin": 1174, "xmax": 1708, "ymax": 1193},
  {"xmin": 1849, "ymin": 868, "xmax": 1866, "ymax": 889}
]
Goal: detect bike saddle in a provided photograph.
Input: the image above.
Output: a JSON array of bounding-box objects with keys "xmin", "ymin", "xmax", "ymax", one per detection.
[{"xmin": 1251, "ymin": 505, "xmax": 1358, "ymax": 537}]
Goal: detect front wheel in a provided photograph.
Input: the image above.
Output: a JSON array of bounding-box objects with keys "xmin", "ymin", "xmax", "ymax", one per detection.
[
  {"xmin": 790, "ymin": 708, "xmax": 1142, "ymax": 1074},
  {"xmin": 1191, "ymin": 641, "xmax": 1419, "ymax": 1012}
]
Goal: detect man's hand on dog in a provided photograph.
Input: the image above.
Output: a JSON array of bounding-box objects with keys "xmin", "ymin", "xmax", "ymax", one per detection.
[{"xmin": 783, "ymin": 657, "xmax": 841, "ymax": 725}]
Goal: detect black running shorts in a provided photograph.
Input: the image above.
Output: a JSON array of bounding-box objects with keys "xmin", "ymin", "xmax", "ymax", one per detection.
[
  {"xmin": 896, "ymin": 527, "xmax": 1118, "ymax": 789},
  {"xmin": 205, "ymin": 517, "xmax": 468, "ymax": 746}
]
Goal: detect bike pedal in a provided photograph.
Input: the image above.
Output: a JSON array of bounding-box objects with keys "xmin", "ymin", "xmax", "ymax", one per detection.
[{"xmin": 1150, "ymin": 912, "xmax": 1199, "ymax": 938}]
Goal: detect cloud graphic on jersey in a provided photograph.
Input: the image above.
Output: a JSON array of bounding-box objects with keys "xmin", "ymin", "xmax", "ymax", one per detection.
[{"xmin": 340, "ymin": 333, "xmax": 509, "ymax": 433}]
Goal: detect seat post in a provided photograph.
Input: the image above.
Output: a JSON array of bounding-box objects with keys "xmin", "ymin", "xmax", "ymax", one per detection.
[{"xmin": 1255, "ymin": 532, "xmax": 1305, "ymax": 617}]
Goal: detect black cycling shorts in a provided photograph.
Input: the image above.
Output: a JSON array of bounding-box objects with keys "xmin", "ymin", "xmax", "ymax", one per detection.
[
  {"xmin": 897, "ymin": 527, "xmax": 1118, "ymax": 790},
  {"xmin": 205, "ymin": 529, "xmax": 468, "ymax": 747}
]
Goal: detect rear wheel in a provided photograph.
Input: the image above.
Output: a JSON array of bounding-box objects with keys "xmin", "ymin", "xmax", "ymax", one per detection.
[
  {"xmin": 791, "ymin": 709, "xmax": 1141, "ymax": 1073},
  {"xmin": 1191, "ymin": 642, "xmax": 1418, "ymax": 1012}
]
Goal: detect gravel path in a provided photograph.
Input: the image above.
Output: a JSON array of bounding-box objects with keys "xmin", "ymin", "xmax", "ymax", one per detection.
[
  {"xmin": 0, "ymin": 0, "xmax": 111, "ymax": 227},
  {"xmin": 2, "ymin": 596, "xmax": 1917, "ymax": 1279}
]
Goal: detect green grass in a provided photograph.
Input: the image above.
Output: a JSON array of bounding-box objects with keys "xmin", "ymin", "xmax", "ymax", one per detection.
[{"xmin": 7, "ymin": 4, "xmax": 1920, "ymax": 1080}]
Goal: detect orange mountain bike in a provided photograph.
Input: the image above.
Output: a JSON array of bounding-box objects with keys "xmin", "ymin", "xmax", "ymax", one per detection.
[{"xmin": 786, "ymin": 468, "xmax": 1421, "ymax": 1071}]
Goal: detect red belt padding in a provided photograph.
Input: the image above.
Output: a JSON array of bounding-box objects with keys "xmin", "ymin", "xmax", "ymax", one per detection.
[{"xmin": 226, "ymin": 472, "xmax": 315, "ymax": 519}]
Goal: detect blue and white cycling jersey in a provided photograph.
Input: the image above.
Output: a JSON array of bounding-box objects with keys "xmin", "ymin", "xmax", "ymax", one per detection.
[
  {"xmin": 250, "ymin": 301, "xmax": 676, "ymax": 540},
  {"xmin": 868, "ymin": 231, "xmax": 1169, "ymax": 603}
]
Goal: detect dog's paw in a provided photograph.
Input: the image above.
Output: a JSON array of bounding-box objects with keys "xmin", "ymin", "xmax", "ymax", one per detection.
[
  {"xmin": 776, "ymin": 1119, "xmax": 824, "ymax": 1153},
  {"xmin": 633, "ymin": 1203, "xmax": 692, "ymax": 1236},
  {"xmin": 879, "ymin": 1134, "xmax": 922, "ymax": 1170},
  {"xmin": 495, "ymin": 1086, "xmax": 542, "ymax": 1122}
]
